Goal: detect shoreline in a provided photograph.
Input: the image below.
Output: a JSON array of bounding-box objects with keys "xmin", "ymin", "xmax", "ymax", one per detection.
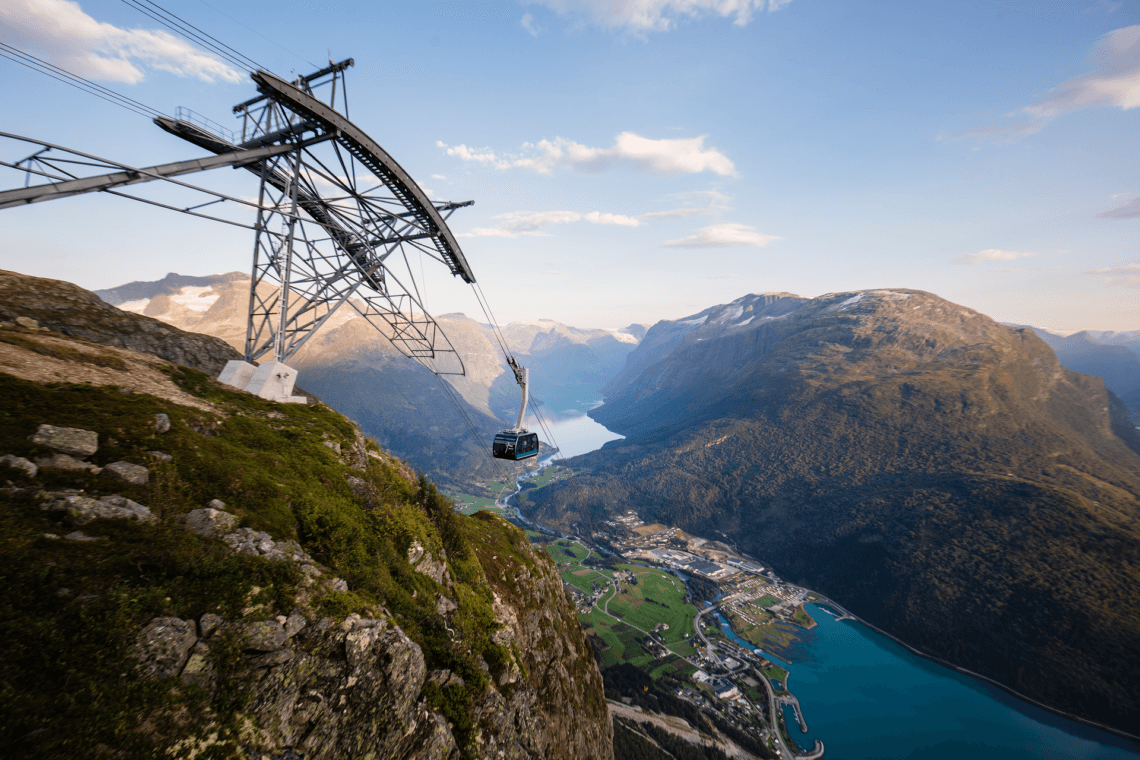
[{"xmin": 808, "ymin": 598, "xmax": 1140, "ymax": 744}]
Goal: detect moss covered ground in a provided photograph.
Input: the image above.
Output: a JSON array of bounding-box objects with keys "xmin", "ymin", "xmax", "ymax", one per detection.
[{"xmin": 0, "ymin": 366, "xmax": 549, "ymax": 759}]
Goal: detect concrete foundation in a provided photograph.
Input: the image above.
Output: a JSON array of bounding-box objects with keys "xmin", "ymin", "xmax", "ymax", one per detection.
[
  {"xmin": 216, "ymin": 360, "xmax": 307, "ymax": 404},
  {"xmin": 218, "ymin": 360, "xmax": 257, "ymax": 391}
]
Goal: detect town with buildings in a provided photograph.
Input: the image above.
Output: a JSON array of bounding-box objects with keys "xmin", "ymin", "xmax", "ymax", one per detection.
[{"xmin": 538, "ymin": 508, "xmax": 829, "ymax": 759}]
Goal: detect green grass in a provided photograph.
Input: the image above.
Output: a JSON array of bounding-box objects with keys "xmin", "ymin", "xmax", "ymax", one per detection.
[
  {"xmin": 543, "ymin": 541, "xmax": 590, "ymax": 564},
  {"xmin": 605, "ymin": 570, "xmax": 696, "ymax": 646},
  {"xmin": 0, "ymin": 368, "xmax": 561, "ymax": 759}
]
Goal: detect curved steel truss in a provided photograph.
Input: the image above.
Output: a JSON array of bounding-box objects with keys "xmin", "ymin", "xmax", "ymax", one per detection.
[{"xmin": 0, "ymin": 59, "xmax": 474, "ymax": 376}]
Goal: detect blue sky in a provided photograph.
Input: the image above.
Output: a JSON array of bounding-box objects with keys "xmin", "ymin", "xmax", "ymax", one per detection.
[{"xmin": 1, "ymin": 0, "xmax": 1138, "ymax": 332}]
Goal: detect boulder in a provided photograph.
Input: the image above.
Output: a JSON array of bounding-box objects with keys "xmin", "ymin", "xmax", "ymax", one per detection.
[
  {"xmin": 181, "ymin": 507, "xmax": 239, "ymax": 538},
  {"xmin": 198, "ymin": 613, "xmax": 224, "ymax": 639},
  {"xmin": 154, "ymin": 413, "xmax": 171, "ymax": 433},
  {"xmin": 146, "ymin": 451, "xmax": 172, "ymax": 462},
  {"xmin": 41, "ymin": 493, "xmax": 156, "ymax": 524},
  {"xmin": 0, "ymin": 454, "xmax": 37, "ymax": 477},
  {"xmin": 222, "ymin": 528, "xmax": 313, "ymax": 563},
  {"xmin": 134, "ymin": 617, "xmax": 198, "ymax": 680},
  {"xmin": 30, "ymin": 424, "xmax": 98, "ymax": 457},
  {"xmin": 240, "ymin": 620, "xmax": 287, "ymax": 652},
  {"xmin": 180, "ymin": 641, "xmax": 214, "ymax": 689},
  {"xmin": 35, "ymin": 453, "xmax": 97, "ymax": 473},
  {"xmin": 285, "ymin": 609, "xmax": 307, "ymax": 638},
  {"xmin": 102, "ymin": 461, "xmax": 149, "ymax": 485}
]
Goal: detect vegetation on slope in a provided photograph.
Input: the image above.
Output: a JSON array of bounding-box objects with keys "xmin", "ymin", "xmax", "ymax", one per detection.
[
  {"xmin": 532, "ymin": 289, "xmax": 1140, "ymax": 734},
  {"xmin": 0, "ymin": 358, "xmax": 604, "ymax": 758}
]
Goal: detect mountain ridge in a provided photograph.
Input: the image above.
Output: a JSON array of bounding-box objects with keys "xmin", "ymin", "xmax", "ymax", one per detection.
[{"xmin": 528, "ymin": 287, "xmax": 1140, "ymax": 734}]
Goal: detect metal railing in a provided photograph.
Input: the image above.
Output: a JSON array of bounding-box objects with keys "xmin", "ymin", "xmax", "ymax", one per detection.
[{"xmin": 174, "ymin": 106, "xmax": 237, "ymax": 145}]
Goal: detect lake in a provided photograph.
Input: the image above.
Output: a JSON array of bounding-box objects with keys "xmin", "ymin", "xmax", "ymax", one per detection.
[
  {"xmin": 724, "ymin": 604, "xmax": 1139, "ymax": 759},
  {"xmin": 535, "ymin": 408, "xmax": 623, "ymax": 460}
]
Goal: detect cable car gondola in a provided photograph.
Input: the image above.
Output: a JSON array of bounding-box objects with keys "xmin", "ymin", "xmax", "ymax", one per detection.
[{"xmin": 493, "ymin": 358, "xmax": 540, "ymax": 460}]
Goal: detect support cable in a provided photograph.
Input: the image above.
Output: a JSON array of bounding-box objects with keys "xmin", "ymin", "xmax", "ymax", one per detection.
[
  {"xmin": 0, "ymin": 44, "xmax": 167, "ymax": 120},
  {"xmin": 119, "ymin": 0, "xmax": 266, "ymax": 74},
  {"xmin": 193, "ymin": 0, "xmax": 320, "ymax": 70}
]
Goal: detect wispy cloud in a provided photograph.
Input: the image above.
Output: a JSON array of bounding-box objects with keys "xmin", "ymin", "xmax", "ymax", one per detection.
[
  {"xmin": 0, "ymin": 0, "xmax": 243, "ymax": 84},
  {"xmin": 523, "ymin": 0, "xmax": 791, "ymax": 33},
  {"xmin": 521, "ymin": 11, "xmax": 543, "ymax": 35},
  {"xmin": 639, "ymin": 190, "xmax": 732, "ymax": 219},
  {"xmin": 458, "ymin": 208, "xmax": 640, "ymax": 237},
  {"xmin": 947, "ymin": 25, "xmax": 1140, "ymax": 142},
  {"xmin": 1087, "ymin": 263, "xmax": 1140, "ymax": 287},
  {"xmin": 662, "ymin": 223, "xmax": 779, "ymax": 248},
  {"xmin": 954, "ymin": 249, "xmax": 1037, "ymax": 265},
  {"xmin": 1098, "ymin": 196, "xmax": 1140, "ymax": 218},
  {"xmin": 438, "ymin": 132, "xmax": 736, "ymax": 176}
]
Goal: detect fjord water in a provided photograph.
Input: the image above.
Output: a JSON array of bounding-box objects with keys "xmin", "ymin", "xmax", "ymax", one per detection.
[
  {"xmin": 536, "ymin": 408, "xmax": 624, "ymax": 460},
  {"xmin": 769, "ymin": 604, "xmax": 1139, "ymax": 759}
]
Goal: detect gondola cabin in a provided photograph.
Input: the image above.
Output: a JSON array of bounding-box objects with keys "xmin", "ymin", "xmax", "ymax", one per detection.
[{"xmin": 493, "ymin": 431, "xmax": 540, "ymax": 460}]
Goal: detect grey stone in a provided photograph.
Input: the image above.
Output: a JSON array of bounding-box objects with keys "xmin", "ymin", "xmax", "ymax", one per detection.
[
  {"xmin": 329, "ymin": 578, "xmax": 348, "ymax": 593},
  {"xmin": 42, "ymin": 493, "xmax": 155, "ymax": 524},
  {"xmin": 180, "ymin": 641, "xmax": 214, "ymax": 689},
  {"xmin": 154, "ymin": 413, "xmax": 171, "ymax": 433},
  {"xmin": 436, "ymin": 595, "xmax": 458, "ymax": 616},
  {"xmin": 0, "ymin": 454, "xmax": 37, "ymax": 477},
  {"xmin": 118, "ymin": 387, "xmax": 132, "ymax": 395},
  {"xmin": 198, "ymin": 613, "xmax": 223, "ymax": 639},
  {"xmin": 182, "ymin": 507, "xmax": 239, "ymax": 538},
  {"xmin": 35, "ymin": 453, "xmax": 97, "ymax": 473},
  {"xmin": 134, "ymin": 617, "xmax": 198, "ymax": 680},
  {"xmin": 247, "ymin": 648, "xmax": 294, "ymax": 668},
  {"xmin": 15, "ymin": 316, "xmax": 39, "ymax": 330},
  {"xmin": 146, "ymin": 451, "xmax": 172, "ymax": 462},
  {"xmin": 222, "ymin": 527, "xmax": 313, "ymax": 563},
  {"xmin": 427, "ymin": 669, "xmax": 465, "ymax": 689},
  {"xmin": 240, "ymin": 620, "xmax": 287, "ymax": 652},
  {"xmin": 30, "ymin": 424, "xmax": 98, "ymax": 457},
  {"xmin": 63, "ymin": 531, "xmax": 102, "ymax": 542},
  {"xmin": 102, "ymin": 461, "xmax": 149, "ymax": 485},
  {"xmin": 285, "ymin": 609, "xmax": 307, "ymax": 638},
  {"xmin": 43, "ymin": 533, "xmax": 60, "ymax": 540},
  {"xmin": 207, "ymin": 498, "xmax": 226, "ymax": 509},
  {"xmin": 345, "ymin": 475, "xmax": 369, "ymax": 497}
]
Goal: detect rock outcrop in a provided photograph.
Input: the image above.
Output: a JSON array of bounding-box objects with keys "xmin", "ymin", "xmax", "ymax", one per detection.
[{"xmin": 0, "ymin": 300, "xmax": 613, "ymax": 760}]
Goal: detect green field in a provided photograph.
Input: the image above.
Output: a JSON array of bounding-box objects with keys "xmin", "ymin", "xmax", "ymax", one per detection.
[
  {"xmin": 604, "ymin": 569, "xmax": 697, "ymax": 647},
  {"xmin": 530, "ymin": 465, "xmax": 569, "ymax": 489},
  {"xmin": 544, "ymin": 540, "xmax": 590, "ymax": 564},
  {"xmin": 580, "ymin": 609, "xmax": 655, "ymax": 668}
]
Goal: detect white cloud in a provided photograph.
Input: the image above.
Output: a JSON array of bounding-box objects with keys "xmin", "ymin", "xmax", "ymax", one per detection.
[
  {"xmin": 521, "ymin": 12, "xmax": 543, "ymax": 36},
  {"xmin": 1027, "ymin": 25, "xmax": 1140, "ymax": 117},
  {"xmin": 0, "ymin": 0, "xmax": 243, "ymax": 84},
  {"xmin": 639, "ymin": 189, "xmax": 732, "ymax": 219},
  {"xmin": 1087, "ymin": 263, "xmax": 1140, "ymax": 287},
  {"xmin": 524, "ymin": 0, "xmax": 791, "ymax": 33},
  {"xmin": 954, "ymin": 249, "xmax": 1037, "ymax": 265},
  {"xmin": 458, "ymin": 208, "xmax": 641, "ymax": 237},
  {"xmin": 1098, "ymin": 196, "xmax": 1140, "ymax": 219},
  {"xmin": 662, "ymin": 223, "xmax": 779, "ymax": 248},
  {"xmin": 950, "ymin": 25, "xmax": 1140, "ymax": 141},
  {"xmin": 438, "ymin": 132, "xmax": 736, "ymax": 176}
]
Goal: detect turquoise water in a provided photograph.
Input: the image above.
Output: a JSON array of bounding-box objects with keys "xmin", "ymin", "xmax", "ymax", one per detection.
[{"xmin": 721, "ymin": 605, "xmax": 1139, "ymax": 759}]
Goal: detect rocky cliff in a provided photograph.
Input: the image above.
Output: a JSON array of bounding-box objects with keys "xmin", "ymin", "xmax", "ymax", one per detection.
[{"xmin": 0, "ymin": 275, "xmax": 611, "ymax": 759}]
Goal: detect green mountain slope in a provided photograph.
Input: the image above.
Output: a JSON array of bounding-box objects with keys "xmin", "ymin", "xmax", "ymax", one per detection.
[
  {"xmin": 529, "ymin": 289, "xmax": 1140, "ymax": 734},
  {"xmin": 0, "ymin": 280, "xmax": 612, "ymax": 759}
]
